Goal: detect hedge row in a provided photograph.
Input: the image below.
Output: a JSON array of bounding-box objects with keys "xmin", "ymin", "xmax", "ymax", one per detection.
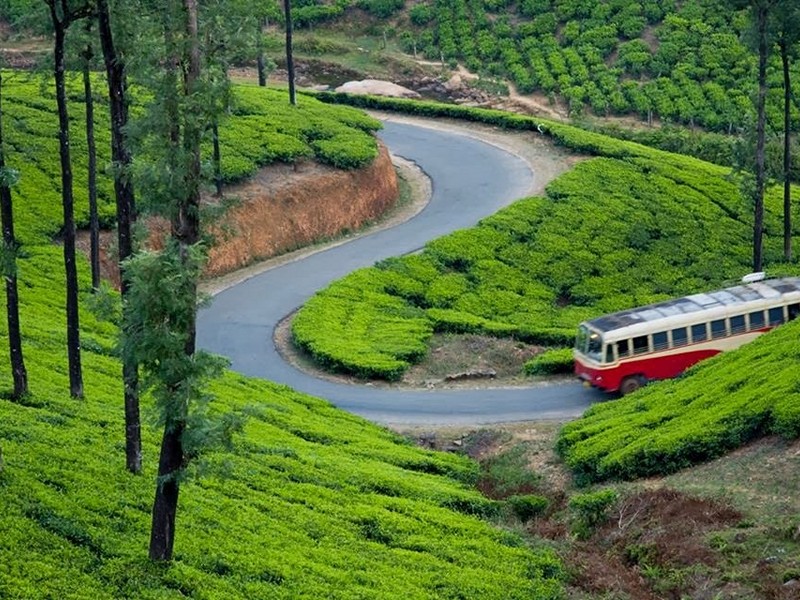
[
  {"xmin": 294, "ymin": 95, "xmax": 799, "ymax": 380},
  {"xmin": 394, "ymin": 0, "xmax": 798, "ymax": 132},
  {"xmin": 0, "ymin": 73, "xmax": 381, "ymax": 246},
  {"xmin": 0, "ymin": 73, "xmax": 564, "ymax": 598},
  {"xmin": 556, "ymin": 318, "xmax": 800, "ymax": 486}
]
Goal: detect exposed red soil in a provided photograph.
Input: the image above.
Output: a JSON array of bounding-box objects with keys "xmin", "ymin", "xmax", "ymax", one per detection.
[
  {"xmin": 565, "ymin": 489, "xmax": 743, "ymax": 600},
  {"xmin": 80, "ymin": 140, "xmax": 397, "ymax": 286}
]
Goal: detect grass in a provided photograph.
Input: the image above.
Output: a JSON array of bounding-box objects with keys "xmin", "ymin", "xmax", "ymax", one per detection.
[{"xmin": 263, "ymin": 24, "xmax": 435, "ymax": 85}]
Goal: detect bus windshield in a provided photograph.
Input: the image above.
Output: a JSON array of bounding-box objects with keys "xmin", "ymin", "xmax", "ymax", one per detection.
[{"xmin": 575, "ymin": 324, "xmax": 603, "ymax": 362}]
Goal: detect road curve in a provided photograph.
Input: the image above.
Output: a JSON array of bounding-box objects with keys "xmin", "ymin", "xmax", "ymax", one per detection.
[{"xmin": 197, "ymin": 119, "xmax": 602, "ymax": 425}]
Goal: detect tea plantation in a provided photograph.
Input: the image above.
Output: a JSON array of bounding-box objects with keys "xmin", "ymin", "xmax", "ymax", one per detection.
[
  {"xmin": 2, "ymin": 71, "xmax": 380, "ymax": 246},
  {"xmin": 296, "ymin": 94, "xmax": 800, "ymax": 488},
  {"xmin": 556, "ymin": 317, "xmax": 800, "ymax": 486},
  {"xmin": 0, "ymin": 74, "xmax": 563, "ymax": 598},
  {"xmin": 293, "ymin": 95, "xmax": 800, "ymax": 380}
]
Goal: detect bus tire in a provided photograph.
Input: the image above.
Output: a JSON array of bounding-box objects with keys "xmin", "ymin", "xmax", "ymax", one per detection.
[{"xmin": 619, "ymin": 376, "xmax": 645, "ymax": 396}]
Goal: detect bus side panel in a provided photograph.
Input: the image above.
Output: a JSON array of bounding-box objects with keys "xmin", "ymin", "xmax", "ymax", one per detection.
[{"xmin": 576, "ymin": 349, "xmax": 721, "ymax": 392}]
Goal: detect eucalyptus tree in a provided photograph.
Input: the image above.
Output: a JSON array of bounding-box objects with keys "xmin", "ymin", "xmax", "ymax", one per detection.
[
  {"xmin": 201, "ymin": 0, "xmax": 257, "ymax": 196},
  {"xmin": 120, "ymin": 0, "xmax": 240, "ymax": 561},
  {"xmin": 773, "ymin": 0, "xmax": 800, "ymax": 261},
  {"xmin": 0, "ymin": 71, "xmax": 29, "ymax": 400},
  {"xmin": 96, "ymin": 0, "xmax": 143, "ymax": 474},
  {"xmin": 44, "ymin": 0, "xmax": 94, "ymax": 398},
  {"xmin": 734, "ymin": 0, "xmax": 779, "ymax": 272},
  {"xmin": 284, "ymin": 0, "xmax": 296, "ymax": 105},
  {"xmin": 254, "ymin": 2, "xmax": 281, "ymax": 86},
  {"xmin": 78, "ymin": 21, "xmax": 101, "ymax": 291}
]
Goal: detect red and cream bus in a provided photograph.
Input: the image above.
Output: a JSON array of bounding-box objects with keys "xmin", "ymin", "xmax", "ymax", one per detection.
[{"xmin": 574, "ymin": 276, "xmax": 800, "ymax": 395}]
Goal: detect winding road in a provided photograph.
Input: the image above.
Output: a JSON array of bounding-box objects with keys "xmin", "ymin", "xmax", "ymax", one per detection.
[{"xmin": 197, "ymin": 119, "xmax": 602, "ymax": 425}]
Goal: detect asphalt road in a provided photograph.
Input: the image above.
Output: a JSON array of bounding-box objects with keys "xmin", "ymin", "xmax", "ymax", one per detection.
[{"xmin": 197, "ymin": 119, "xmax": 602, "ymax": 425}]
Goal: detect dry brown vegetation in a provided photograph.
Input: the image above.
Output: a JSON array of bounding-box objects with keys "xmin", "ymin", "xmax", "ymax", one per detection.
[{"xmin": 402, "ymin": 424, "xmax": 800, "ymax": 600}]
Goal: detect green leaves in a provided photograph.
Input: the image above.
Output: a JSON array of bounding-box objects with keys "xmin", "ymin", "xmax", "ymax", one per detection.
[
  {"xmin": 0, "ymin": 166, "xmax": 20, "ymax": 188},
  {"xmin": 557, "ymin": 321, "xmax": 800, "ymax": 485},
  {"xmin": 295, "ymin": 97, "xmax": 799, "ymax": 381}
]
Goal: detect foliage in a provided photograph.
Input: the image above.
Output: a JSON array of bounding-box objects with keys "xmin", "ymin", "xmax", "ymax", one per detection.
[
  {"xmin": 556, "ymin": 318, "xmax": 800, "ymax": 486},
  {"xmin": 506, "ymin": 494, "xmax": 549, "ymax": 522},
  {"xmin": 295, "ymin": 95, "xmax": 800, "ymax": 381},
  {"xmin": 524, "ymin": 348, "xmax": 574, "ymax": 376},
  {"xmin": 0, "ymin": 68, "xmax": 563, "ymax": 598},
  {"xmin": 568, "ymin": 488, "xmax": 618, "ymax": 539},
  {"xmin": 475, "ymin": 443, "xmax": 542, "ymax": 500},
  {"xmin": 0, "ymin": 72, "xmax": 380, "ymax": 248},
  {"xmin": 411, "ymin": 0, "xmax": 799, "ymax": 131}
]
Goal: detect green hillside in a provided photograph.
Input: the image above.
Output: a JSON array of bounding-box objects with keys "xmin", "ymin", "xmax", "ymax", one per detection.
[
  {"xmin": 4, "ymin": 0, "xmax": 800, "ymax": 134},
  {"xmin": 0, "ymin": 74, "xmax": 562, "ymax": 598},
  {"xmin": 556, "ymin": 316, "xmax": 800, "ymax": 485},
  {"xmin": 292, "ymin": 96, "xmax": 800, "ymax": 380}
]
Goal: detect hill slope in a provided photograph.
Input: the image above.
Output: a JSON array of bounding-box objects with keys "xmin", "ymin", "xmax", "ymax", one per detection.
[{"xmin": 0, "ymin": 75, "xmax": 563, "ymax": 598}]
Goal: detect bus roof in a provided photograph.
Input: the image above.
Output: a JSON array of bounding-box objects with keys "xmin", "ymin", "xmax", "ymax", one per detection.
[{"xmin": 586, "ymin": 277, "xmax": 800, "ymax": 334}]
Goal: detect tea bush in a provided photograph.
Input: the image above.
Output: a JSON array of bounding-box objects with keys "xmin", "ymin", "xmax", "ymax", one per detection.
[
  {"xmin": 556, "ymin": 319, "xmax": 800, "ymax": 485},
  {"xmin": 294, "ymin": 96, "xmax": 800, "ymax": 380},
  {"xmin": 568, "ymin": 488, "xmax": 618, "ymax": 539},
  {"xmin": 524, "ymin": 348, "xmax": 574, "ymax": 376},
  {"xmin": 0, "ymin": 73, "xmax": 380, "ymax": 247},
  {"xmin": 0, "ymin": 71, "xmax": 563, "ymax": 598}
]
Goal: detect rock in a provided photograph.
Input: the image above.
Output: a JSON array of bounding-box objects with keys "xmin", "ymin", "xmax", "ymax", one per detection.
[
  {"xmin": 443, "ymin": 74, "xmax": 462, "ymax": 91},
  {"xmin": 444, "ymin": 368, "xmax": 497, "ymax": 381},
  {"xmin": 335, "ymin": 79, "xmax": 421, "ymax": 99}
]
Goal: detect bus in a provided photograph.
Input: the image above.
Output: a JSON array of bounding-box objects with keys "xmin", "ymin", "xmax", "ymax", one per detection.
[{"xmin": 574, "ymin": 276, "xmax": 800, "ymax": 395}]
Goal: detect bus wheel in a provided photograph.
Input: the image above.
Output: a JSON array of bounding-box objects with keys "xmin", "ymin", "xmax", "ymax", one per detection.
[{"xmin": 619, "ymin": 376, "xmax": 645, "ymax": 396}]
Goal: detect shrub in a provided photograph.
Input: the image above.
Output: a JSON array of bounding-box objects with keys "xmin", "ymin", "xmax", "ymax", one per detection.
[
  {"xmin": 569, "ymin": 488, "xmax": 618, "ymax": 539},
  {"xmin": 506, "ymin": 494, "xmax": 549, "ymax": 522},
  {"xmin": 524, "ymin": 348, "xmax": 574, "ymax": 376}
]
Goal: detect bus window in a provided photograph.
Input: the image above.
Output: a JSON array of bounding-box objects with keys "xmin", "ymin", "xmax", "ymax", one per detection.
[
  {"xmin": 605, "ymin": 345, "xmax": 614, "ymax": 363},
  {"xmin": 632, "ymin": 335, "xmax": 649, "ymax": 355},
  {"xmin": 671, "ymin": 327, "xmax": 688, "ymax": 347},
  {"xmin": 749, "ymin": 310, "xmax": 765, "ymax": 330},
  {"xmin": 768, "ymin": 306, "xmax": 785, "ymax": 326},
  {"xmin": 652, "ymin": 331, "xmax": 668, "ymax": 351},
  {"xmin": 691, "ymin": 323, "xmax": 708, "ymax": 343},
  {"xmin": 711, "ymin": 319, "xmax": 727, "ymax": 339},
  {"xmin": 789, "ymin": 304, "xmax": 800, "ymax": 321},
  {"xmin": 616, "ymin": 339, "xmax": 630, "ymax": 358},
  {"xmin": 729, "ymin": 315, "xmax": 746, "ymax": 334}
]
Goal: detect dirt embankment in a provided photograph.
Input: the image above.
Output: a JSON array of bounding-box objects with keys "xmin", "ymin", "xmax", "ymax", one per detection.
[
  {"xmin": 93, "ymin": 140, "xmax": 398, "ymax": 285},
  {"xmin": 203, "ymin": 141, "xmax": 397, "ymax": 277}
]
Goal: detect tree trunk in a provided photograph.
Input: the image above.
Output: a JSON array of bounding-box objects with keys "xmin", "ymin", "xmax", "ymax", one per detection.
[
  {"xmin": 50, "ymin": 7, "xmax": 84, "ymax": 399},
  {"xmin": 753, "ymin": 2, "xmax": 769, "ymax": 273},
  {"xmin": 148, "ymin": 422, "xmax": 184, "ymax": 561},
  {"xmin": 212, "ymin": 120, "xmax": 222, "ymax": 197},
  {"xmin": 0, "ymin": 71, "xmax": 28, "ymax": 400},
  {"xmin": 257, "ymin": 52, "xmax": 267, "ymax": 86},
  {"xmin": 97, "ymin": 0, "xmax": 142, "ymax": 474},
  {"xmin": 82, "ymin": 40, "xmax": 100, "ymax": 292},
  {"xmin": 284, "ymin": 0, "xmax": 296, "ymax": 105},
  {"xmin": 780, "ymin": 37, "xmax": 792, "ymax": 262},
  {"xmin": 149, "ymin": 0, "xmax": 202, "ymax": 562}
]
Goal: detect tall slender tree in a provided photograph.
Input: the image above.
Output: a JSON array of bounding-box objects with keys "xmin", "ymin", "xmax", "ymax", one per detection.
[
  {"xmin": 752, "ymin": 0, "xmax": 772, "ymax": 272},
  {"xmin": 774, "ymin": 0, "xmax": 800, "ymax": 262},
  {"xmin": 0, "ymin": 71, "xmax": 29, "ymax": 400},
  {"xmin": 97, "ymin": 0, "xmax": 143, "ymax": 474},
  {"xmin": 283, "ymin": 0, "xmax": 296, "ymax": 105},
  {"xmin": 44, "ymin": 0, "xmax": 93, "ymax": 399},
  {"xmin": 734, "ymin": 0, "xmax": 779, "ymax": 272},
  {"xmin": 138, "ymin": 0, "xmax": 232, "ymax": 561},
  {"xmin": 81, "ymin": 22, "xmax": 101, "ymax": 291}
]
